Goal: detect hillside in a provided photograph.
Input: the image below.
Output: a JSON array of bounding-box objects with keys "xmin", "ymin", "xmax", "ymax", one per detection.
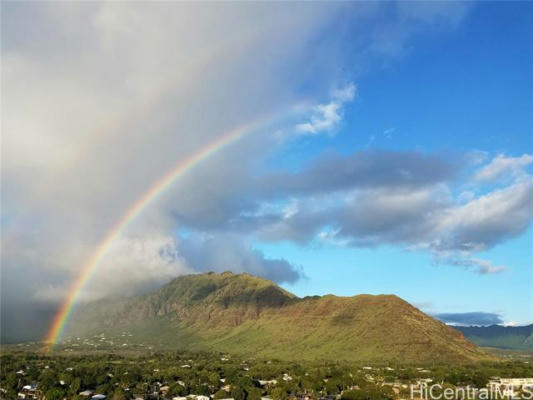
[
  {"xmin": 455, "ymin": 324, "xmax": 533, "ymax": 350},
  {"xmin": 64, "ymin": 272, "xmax": 492, "ymax": 363}
]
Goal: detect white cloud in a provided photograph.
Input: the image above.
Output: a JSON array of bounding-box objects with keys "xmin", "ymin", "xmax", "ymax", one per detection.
[
  {"xmin": 470, "ymin": 258, "xmax": 507, "ymax": 275},
  {"xmin": 434, "ymin": 177, "xmax": 533, "ymax": 252},
  {"xmin": 178, "ymin": 233, "xmax": 303, "ymax": 284},
  {"xmin": 434, "ymin": 255, "xmax": 506, "ymax": 275},
  {"xmin": 2, "ymin": 3, "xmax": 480, "ymax": 308},
  {"xmin": 2, "ymin": 2, "xmax": 340, "ymax": 309},
  {"xmin": 457, "ymin": 190, "xmax": 475, "ymax": 204},
  {"xmin": 474, "ymin": 153, "xmax": 533, "ymax": 182},
  {"xmin": 332, "ymin": 83, "xmax": 357, "ymax": 102},
  {"xmin": 397, "ymin": 1, "xmax": 471, "ymax": 25},
  {"xmin": 383, "ymin": 127, "xmax": 396, "ymax": 139},
  {"xmin": 296, "ymin": 83, "xmax": 356, "ymax": 135},
  {"xmin": 1, "ymin": 2, "xmax": 490, "ymax": 341},
  {"xmin": 245, "ymin": 153, "xmax": 533, "ymax": 275},
  {"xmin": 33, "ymin": 234, "xmax": 193, "ymax": 304},
  {"xmin": 503, "ymin": 320, "xmax": 533, "ymax": 327}
]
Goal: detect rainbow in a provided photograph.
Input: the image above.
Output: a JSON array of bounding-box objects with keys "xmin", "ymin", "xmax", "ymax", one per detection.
[{"xmin": 43, "ymin": 113, "xmax": 294, "ymax": 349}]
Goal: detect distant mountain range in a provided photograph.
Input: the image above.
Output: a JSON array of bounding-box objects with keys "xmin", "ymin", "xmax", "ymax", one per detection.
[
  {"xmin": 64, "ymin": 272, "xmax": 492, "ymax": 363},
  {"xmin": 455, "ymin": 324, "xmax": 533, "ymax": 350}
]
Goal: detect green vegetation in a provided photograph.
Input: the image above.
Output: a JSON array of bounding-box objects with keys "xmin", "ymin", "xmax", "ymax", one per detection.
[
  {"xmin": 456, "ymin": 325, "xmax": 533, "ymax": 351},
  {"xmin": 63, "ymin": 272, "xmax": 492, "ymax": 364},
  {"xmin": 1, "ymin": 349, "xmax": 531, "ymax": 400}
]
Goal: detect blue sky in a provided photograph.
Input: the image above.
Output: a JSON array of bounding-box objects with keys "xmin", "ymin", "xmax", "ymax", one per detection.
[
  {"xmin": 2, "ymin": 1, "xmax": 532, "ymax": 341},
  {"xmin": 261, "ymin": 1, "xmax": 533, "ymax": 325}
]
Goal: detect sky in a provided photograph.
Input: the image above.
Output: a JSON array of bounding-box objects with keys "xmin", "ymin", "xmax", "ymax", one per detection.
[{"xmin": 1, "ymin": 1, "xmax": 532, "ymax": 342}]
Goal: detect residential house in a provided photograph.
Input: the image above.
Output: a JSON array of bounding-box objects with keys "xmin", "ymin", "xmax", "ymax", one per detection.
[{"xmin": 17, "ymin": 383, "xmax": 40, "ymax": 400}]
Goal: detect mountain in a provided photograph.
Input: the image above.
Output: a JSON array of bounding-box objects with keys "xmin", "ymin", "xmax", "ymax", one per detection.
[
  {"xmin": 64, "ymin": 272, "xmax": 492, "ymax": 363},
  {"xmin": 455, "ymin": 324, "xmax": 533, "ymax": 350}
]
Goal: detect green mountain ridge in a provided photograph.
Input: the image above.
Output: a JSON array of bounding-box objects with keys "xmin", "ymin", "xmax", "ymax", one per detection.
[
  {"xmin": 65, "ymin": 272, "xmax": 492, "ymax": 363},
  {"xmin": 455, "ymin": 324, "xmax": 533, "ymax": 350}
]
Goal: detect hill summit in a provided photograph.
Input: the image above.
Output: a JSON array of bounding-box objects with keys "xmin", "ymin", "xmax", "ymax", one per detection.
[{"xmin": 65, "ymin": 272, "xmax": 491, "ymax": 363}]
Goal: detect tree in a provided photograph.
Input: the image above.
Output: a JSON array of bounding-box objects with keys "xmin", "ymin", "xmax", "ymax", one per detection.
[
  {"xmin": 112, "ymin": 388, "xmax": 127, "ymax": 400},
  {"xmin": 341, "ymin": 390, "xmax": 361, "ymax": 400},
  {"xmin": 70, "ymin": 377, "xmax": 82, "ymax": 395},
  {"xmin": 271, "ymin": 387, "xmax": 287, "ymax": 400},
  {"xmin": 231, "ymin": 385, "xmax": 245, "ymax": 400},
  {"xmin": 247, "ymin": 386, "xmax": 262, "ymax": 400},
  {"xmin": 214, "ymin": 390, "xmax": 229, "ymax": 399},
  {"xmin": 325, "ymin": 379, "xmax": 340, "ymax": 395},
  {"xmin": 44, "ymin": 387, "xmax": 65, "ymax": 400}
]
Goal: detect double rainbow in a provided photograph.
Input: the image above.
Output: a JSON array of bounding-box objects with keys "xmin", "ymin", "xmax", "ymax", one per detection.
[{"xmin": 44, "ymin": 114, "xmax": 290, "ymax": 348}]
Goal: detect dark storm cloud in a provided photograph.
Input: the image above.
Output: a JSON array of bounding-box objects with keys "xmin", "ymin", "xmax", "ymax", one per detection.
[
  {"xmin": 0, "ymin": 301, "xmax": 58, "ymax": 343},
  {"xmin": 434, "ymin": 312, "xmax": 504, "ymax": 326}
]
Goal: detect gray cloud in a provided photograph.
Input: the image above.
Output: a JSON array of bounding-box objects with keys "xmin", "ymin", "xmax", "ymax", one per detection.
[
  {"xmin": 1, "ymin": 1, "xmax": 484, "ymax": 341},
  {"xmin": 2, "ymin": 1, "xmax": 339, "ymax": 294},
  {"xmin": 3, "ymin": 2, "xmax": 344, "ymax": 341},
  {"xmin": 259, "ymin": 150, "xmax": 458, "ymax": 196},
  {"xmin": 159, "ymin": 151, "xmax": 533, "ymax": 280},
  {"xmin": 434, "ymin": 256, "xmax": 506, "ymax": 275},
  {"xmin": 335, "ymin": 186, "xmax": 450, "ymax": 246},
  {"xmin": 434, "ymin": 312, "xmax": 503, "ymax": 326},
  {"xmin": 169, "ymin": 150, "xmax": 459, "ymax": 234},
  {"xmin": 430, "ymin": 178, "xmax": 533, "ymax": 253},
  {"xmin": 178, "ymin": 234, "xmax": 303, "ymax": 285},
  {"xmin": 0, "ymin": 301, "xmax": 58, "ymax": 344},
  {"xmin": 247, "ymin": 161, "xmax": 533, "ymax": 264}
]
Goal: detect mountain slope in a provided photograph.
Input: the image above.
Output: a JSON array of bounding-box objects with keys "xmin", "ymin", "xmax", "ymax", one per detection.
[
  {"xmin": 65, "ymin": 272, "xmax": 492, "ymax": 363},
  {"xmin": 455, "ymin": 324, "xmax": 533, "ymax": 350}
]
